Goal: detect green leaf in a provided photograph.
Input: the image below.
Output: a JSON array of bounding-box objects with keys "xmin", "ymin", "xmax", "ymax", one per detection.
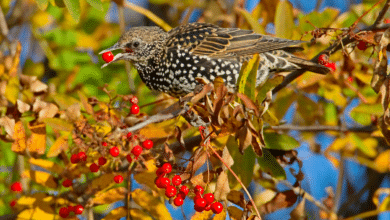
[
  {"xmin": 298, "ymin": 8, "xmax": 339, "ymax": 40},
  {"xmin": 227, "ymin": 136, "xmax": 256, "ymax": 189},
  {"xmin": 236, "ymin": 54, "xmax": 260, "ymax": 101},
  {"xmin": 257, "ymin": 148, "xmax": 286, "ymax": 180},
  {"xmin": 36, "ymin": 0, "xmax": 49, "ymax": 10},
  {"xmin": 85, "ymin": 0, "xmax": 103, "ymax": 11},
  {"xmin": 351, "ymin": 103, "xmax": 382, "ymax": 125},
  {"xmin": 236, "ymin": 8, "xmax": 265, "ymax": 34},
  {"xmin": 264, "ymin": 132, "xmax": 299, "ymax": 150},
  {"xmin": 275, "ymin": 0, "xmax": 294, "ymax": 39},
  {"xmin": 324, "ymin": 102, "xmax": 338, "ymax": 126},
  {"xmin": 257, "ymin": 75, "xmax": 284, "ymax": 103},
  {"xmin": 63, "ymin": 0, "xmax": 80, "ymax": 22}
]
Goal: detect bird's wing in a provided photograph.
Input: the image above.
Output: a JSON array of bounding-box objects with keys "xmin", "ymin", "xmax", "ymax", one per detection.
[{"xmin": 166, "ymin": 23, "xmax": 305, "ymax": 59}]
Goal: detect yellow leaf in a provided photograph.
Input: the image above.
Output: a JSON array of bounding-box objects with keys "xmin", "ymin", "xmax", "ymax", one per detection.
[
  {"xmin": 212, "ymin": 208, "xmax": 227, "ymax": 220},
  {"xmin": 78, "ymin": 91, "xmax": 93, "ymax": 115},
  {"xmin": 227, "ymin": 206, "xmax": 243, "ymax": 220},
  {"xmin": 77, "ymin": 32, "xmax": 99, "ymax": 50},
  {"xmin": 131, "ymin": 189, "xmax": 172, "ymax": 220},
  {"xmin": 133, "ymin": 161, "xmax": 159, "ymax": 192},
  {"xmin": 140, "ymin": 118, "xmax": 181, "ymax": 139},
  {"xmin": 17, "ymin": 193, "xmax": 47, "ymax": 208},
  {"xmin": 255, "ymin": 189, "xmax": 277, "ymax": 206},
  {"xmin": 22, "ymin": 170, "xmax": 58, "ymax": 188},
  {"xmin": 374, "ymin": 150, "xmax": 390, "ymax": 173},
  {"xmin": 43, "ymin": 118, "xmax": 74, "ymax": 132},
  {"xmin": 5, "ymin": 76, "xmax": 19, "ymax": 104},
  {"xmin": 275, "ymin": 0, "xmax": 294, "ymax": 39},
  {"xmin": 235, "ymin": 8, "xmax": 265, "ymax": 34},
  {"xmin": 93, "ymin": 187, "xmax": 127, "ymax": 205},
  {"xmin": 329, "ymin": 137, "xmax": 348, "ymax": 152},
  {"xmin": 17, "ymin": 206, "xmax": 56, "ymax": 220},
  {"xmin": 92, "ymin": 121, "xmax": 112, "ymax": 136},
  {"xmin": 47, "ymin": 134, "xmax": 69, "ymax": 157},
  {"xmin": 262, "ymin": 110, "xmax": 279, "ymax": 126},
  {"xmin": 12, "ymin": 121, "xmax": 27, "ymax": 154},
  {"xmin": 191, "ymin": 210, "xmax": 213, "ymax": 220},
  {"xmin": 29, "ymin": 158, "xmax": 64, "ymax": 174},
  {"xmin": 27, "ymin": 122, "xmax": 46, "ymax": 155},
  {"xmin": 102, "ymin": 207, "xmax": 153, "ymax": 220},
  {"xmin": 86, "ymin": 172, "xmax": 127, "ymax": 194},
  {"xmin": 31, "ymin": 11, "xmax": 53, "ymax": 28}
]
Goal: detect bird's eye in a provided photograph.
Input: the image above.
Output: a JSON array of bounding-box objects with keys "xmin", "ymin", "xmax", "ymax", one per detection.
[{"xmin": 133, "ymin": 41, "xmax": 140, "ymax": 48}]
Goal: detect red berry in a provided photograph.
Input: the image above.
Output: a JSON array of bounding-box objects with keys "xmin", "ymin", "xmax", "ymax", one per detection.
[
  {"xmin": 179, "ymin": 185, "xmax": 189, "ymax": 195},
  {"xmin": 78, "ymin": 152, "xmax": 87, "ymax": 162},
  {"xmin": 126, "ymin": 154, "xmax": 133, "ymax": 163},
  {"xmin": 131, "ymin": 145, "xmax": 143, "ymax": 157},
  {"xmin": 318, "ymin": 54, "xmax": 329, "ymax": 65},
  {"xmin": 194, "ymin": 185, "xmax": 204, "ymax": 195},
  {"xmin": 157, "ymin": 177, "xmax": 170, "ymax": 188},
  {"xmin": 211, "ymin": 202, "xmax": 223, "ymax": 214},
  {"xmin": 70, "ymin": 154, "xmax": 80, "ymax": 164},
  {"xmin": 62, "ymin": 179, "xmax": 72, "ymax": 187},
  {"xmin": 204, "ymin": 204, "xmax": 211, "ymax": 211},
  {"xmin": 102, "ymin": 142, "xmax": 108, "ymax": 147},
  {"xmin": 172, "ymin": 175, "xmax": 182, "ymax": 186},
  {"xmin": 109, "ymin": 146, "xmax": 120, "ymax": 157},
  {"xmin": 74, "ymin": 204, "xmax": 84, "ymax": 215},
  {"xmin": 165, "ymin": 185, "xmax": 177, "ymax": 198},
  {"xmin": 385, "ymin": 19, "xmax": 390, "ymax": 24},
  {"xmin": 193, "ymin": 194, "xmax": 202, "ymax": 202},
  {"xmin": 142, "ymin": 140, "xmax": 153, "ymax": 149},
  {"xmin": 173, "ymin": 196, "xmax": 184, "ymax": 206},
  {"xmin": 194, "ymin": 204, "xmax": 205, "ymax": 212},
  {"xmin": 194, "ymin": 197, "xmax": 207, "ymax": 208},
  {"xmin": 347, "ymin": 76, "xmax": 353, "ymax": 83},
  {"xmin": 130, "ymin": 104, "xmax": 140, "ymax": 115},
  {"xmin": 67, "ymin": 205, "xmax": 74, "ymax": 213},
  {"xmin": 89, "ymin": 163, "xmax": 99, "ymax": 172},
  {"xmin": 357, "ymin": 40, "xmax": 368, "ymax": 50},
  {"xmin": 114, "ymin": 175, "xmax": 124, "ymax": 183},
  {"xmin": 10, "ymin": 182, "xmax": 22, "ymax": 192},
  {"xmin": 126, "ymin": 132, "xmax": 132, "ymax": 139},
  {"xmin": 98, "ymin": 157, "xmax": 107, "ymax": 166},
  {"xmin": 204, "ymin": 193, "xmax": 214, "ymax": 204},
  {"xmin": 325, "ymin": 62, "xmax": 336, "ymax": 72},
  {"xmin": 102, "ymin": 51, "xmax": 114, "ymax": 63},
  {"xmin": 161, "ymin": 163, "xmax": 172, "ymax": 174},
  {"xmin": 156, "ymin": 167, "xmax": 165, "ymax": 176},
  {"xmin": 130, "ymin": 96, "xmax": 138, "ymax": 105},
  {"xmin": 10, "ymin": 200, "xmax": 16, "ymax": 207},
  {"xmin": 59, "ymin": 207, "xmax": 69, "ymax": 218},
  {"xmin": 177, "ymin": 191, "xmax": 186, "ymax": 199}
]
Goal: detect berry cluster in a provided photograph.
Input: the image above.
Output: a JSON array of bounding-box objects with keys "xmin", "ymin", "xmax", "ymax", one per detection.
[
  {"xmin": 130, "ymin": 95, "xmax": 140, "ymax": 115},
  {"xmin": 154, "ymin": 163, "xmax": 223, "ymax": 214},
  {"xmin": 59, "ymin": 204, "xmax": 84, "ymax": 218},
  {"xmin": 318, "ymin": 54, "xmax": 336, "ymax": 72}
]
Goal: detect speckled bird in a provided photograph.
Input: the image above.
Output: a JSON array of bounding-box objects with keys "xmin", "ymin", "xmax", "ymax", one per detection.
[{"xmin": 100, "ymin": 23, "xmax": 329, "ymax": 97}]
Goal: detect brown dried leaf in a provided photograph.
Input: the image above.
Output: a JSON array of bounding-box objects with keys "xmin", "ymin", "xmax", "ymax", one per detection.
[
  {"xmin": 237, "ymin": 125, "xmax": 252, "ymax": 154},
  {"xmin": 237, "ymin": 93, "xmax": 260, "ymax": 117},
  {"xmin": 191, "ymin": 209, "xmax": 214, "ymax": 220},
  {"xmin": 12, "ymin": 120, "xmax": 27, "ymax": 154},
  {"xmin": 190, "ymin": 171, "xmax": 215, "ymax": 187},
  {"xmin": 32, "ymin": 99, "xmax": 48, "ymax": 112},
  {"xmin": 38, "ymin": 103, "xmax": 58, "ymax": 120},
  {"xmin": 30, "ymin": 79, "xmax": 48, "ymax": 93},
  {"xmin": 227, "ymin": 190, "xmax": 246, "ymax": 208},
  {"xmin": 290, "ymin": 199, "xmax": 306, "ymax": 220},
  {"xmin": 0, "ymin": 116, "xmax": 15, "ymax": 137},
  {"xmin": 214, "ymin": 170, "xmax": 230, "ymax": 201},
  {"xmin": 221, "ymin": 146, "xmax": 234, "ymax": 170},
  {"xmin": 78, "ymin": 91, "xmax": 93, "ymax": 115},
  {"xmin": 260, "ymin": 190, "xmax": 297, "ymax": 214},
  {"xmin": 65, "ymin": 103, "xmax": 81, "ymax": 122},
  {"xmin": 185, "ymin": 149, "xmax": 207, "ymax": 180},
  {"xmin": 227, "ymin": 206, "xmax": 244, "ymax": 220},
  {"xmin": 17, "ymin": 100, "xmax": 30, "ymax": 113}
]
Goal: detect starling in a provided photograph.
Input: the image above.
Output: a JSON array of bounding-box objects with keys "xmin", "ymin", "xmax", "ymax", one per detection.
[{"xmin": 100, "ymin": 23, "xmax": 329, "ymax": 97}]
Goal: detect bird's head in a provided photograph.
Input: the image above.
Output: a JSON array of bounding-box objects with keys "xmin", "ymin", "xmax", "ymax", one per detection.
[{"xmin": 100, "ymin": 26, "xmax": 168, "ymax": 68}]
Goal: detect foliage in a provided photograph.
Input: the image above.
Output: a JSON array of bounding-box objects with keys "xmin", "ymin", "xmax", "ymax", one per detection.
[{"xmin": 1, "ymin": 0, "xmax": 390, "ymax": 219}]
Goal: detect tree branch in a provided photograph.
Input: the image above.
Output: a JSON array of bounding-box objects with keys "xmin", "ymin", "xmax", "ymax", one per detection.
[
  {"xmin": 373, "ymin": 0, "xmax": 390, "ymax": 27},
  {"xmin": 271, "ymin": 124, "xmax": 377, "ymax": 133}
]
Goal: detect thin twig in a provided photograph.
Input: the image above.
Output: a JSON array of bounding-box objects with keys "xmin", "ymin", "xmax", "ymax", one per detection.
[
  {"xmin": 271, "ymin": 124, "xmax": 376, "ymax": 133},
  {"xmin": 117, "ymin": 4, "xmax": 135, "ymax": 93},
  {"xmin": 373, "ymin": 0, "xmax": 390, "ymax": 27},
  {"xmin": 332, "ymin": 154, "xmax": 345, "ymax": 219},
  {"xmin": 0, "ymin": 4, "xmax": 9, "ymax": 36},
  {"xmin": 124, "ymin": 2, "xmax": 172, "ymax": 31},
  {"xmin": 208, "ymin": 145, "xmax": 262, "ymax": 219}
]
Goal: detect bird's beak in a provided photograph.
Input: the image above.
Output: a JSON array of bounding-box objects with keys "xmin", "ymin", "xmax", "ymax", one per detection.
[{"xmin": 99, "ymin": 43, "xmax": 130, "ymax": 68}]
